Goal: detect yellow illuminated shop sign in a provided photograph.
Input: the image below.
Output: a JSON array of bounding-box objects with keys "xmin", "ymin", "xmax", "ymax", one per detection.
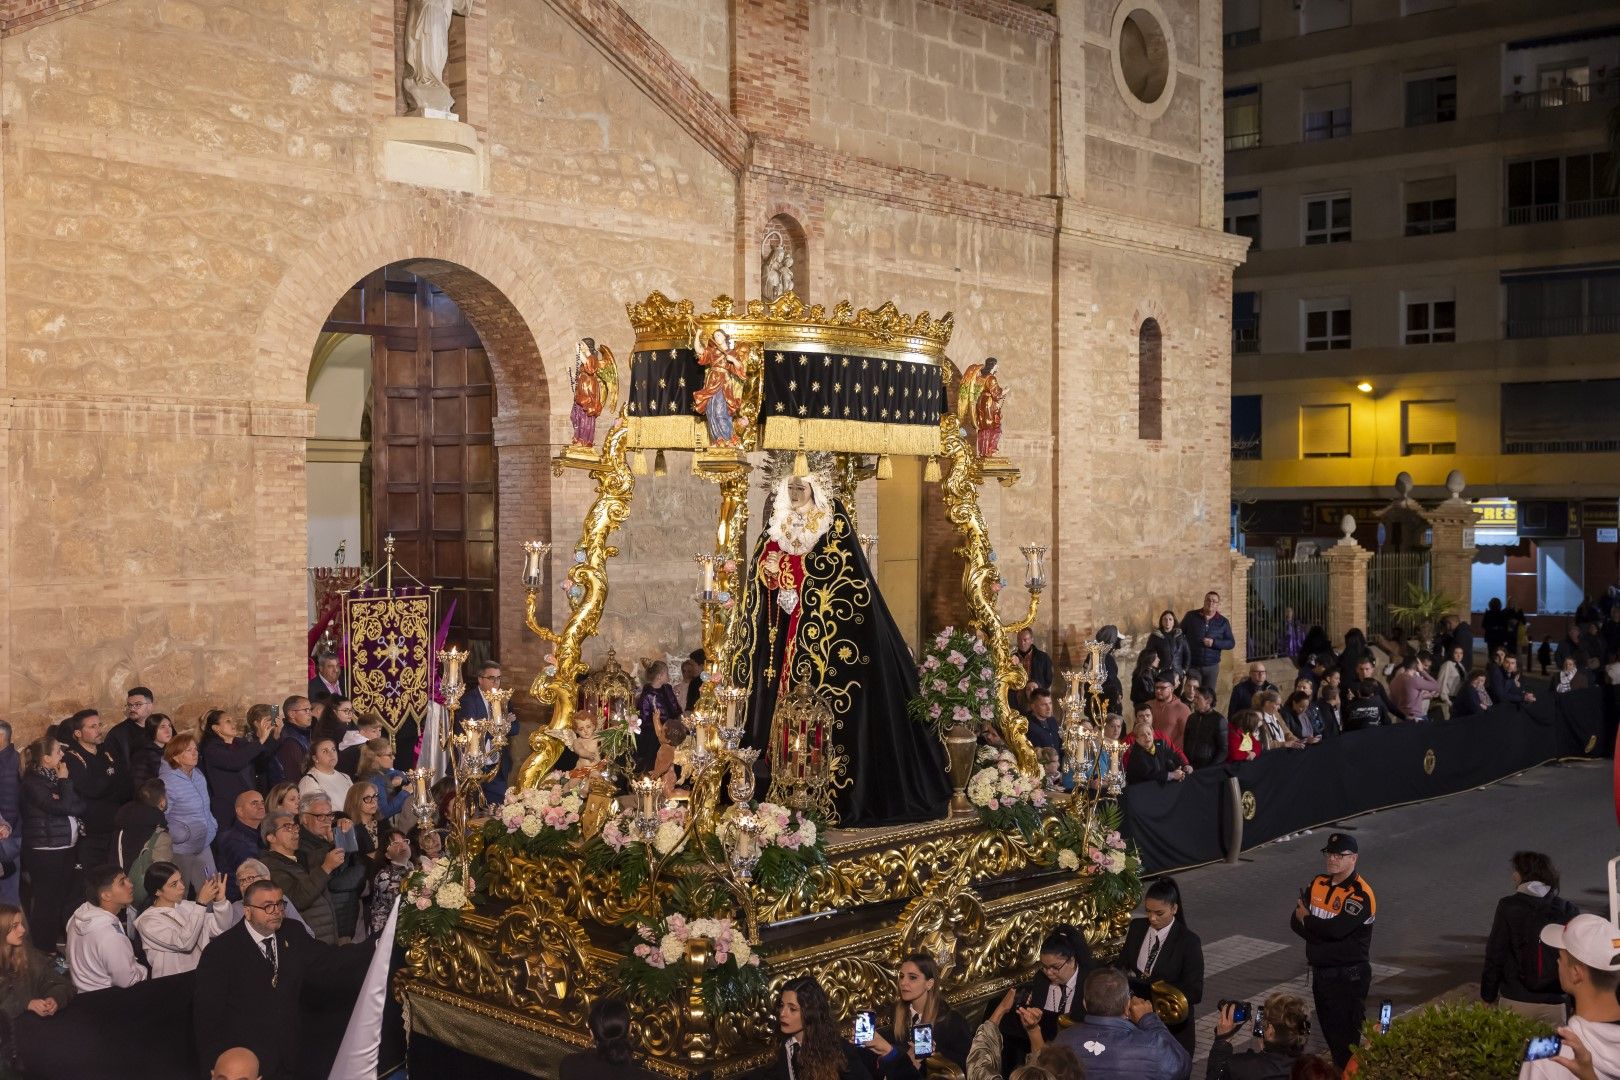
[{"xmin": 1473, "ymin": 498, "xmax": 1518, "ymax": 528}]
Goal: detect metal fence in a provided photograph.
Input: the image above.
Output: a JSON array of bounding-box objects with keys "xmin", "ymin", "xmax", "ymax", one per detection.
[
  {"xmin": 1246, "ymin": 551, "xmax": 1330, "ymax": 662},
  {"xmin": 1366, "ymin": 550, "xmax": 1432, "ymax": 636}
]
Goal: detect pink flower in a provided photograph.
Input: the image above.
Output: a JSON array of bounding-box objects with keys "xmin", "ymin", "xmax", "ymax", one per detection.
[
  {"xmin": 415, "ymin": 896, "xmax": 431, "ymax": 910},
  {"xmin": 988, "ymin": 798, "xmax": 1001, "ymax": 810},
  {"xmin": 928, "ymin": 703, "xmax": 943, "ymax": 719},
  {"xmin": 948, "ymin": 650, "xmax": 968, "ymax": 666},
  {"xmin": 933, "ymin": 680, "xmax": 947, "ymax": 693},
  {"xmin": 924, "ymin": 657, "xmax": 940, "ymax": 671},
  {"xmin": 976, "ymin": 688, "xmax": 988, "ymax": 701},
  {"xmin": 972, "ymin": 640, "xmax": 987, "ymax": 655},
  {"xmin": 957, "ymin": 677, "xmax": 970, "ymax": 691},
  {"xmin": 952, "ymin": 706, "xmax": 971, "ymax": 723},
  {"xmin": 979, "ymin": 705, "xmax": 995, "ymax": 721}
]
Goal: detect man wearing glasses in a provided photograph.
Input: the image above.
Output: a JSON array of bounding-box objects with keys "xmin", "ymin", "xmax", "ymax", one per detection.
[
  {"xmin": 194, "ymin": 876, "xmax": 347, "ymax": 1080},
  {"xmin": 274, "ymin": 696, "xmax": 314, "ymax": 785},
  {"xmin": 227, "ymin": 858, "xmax": 310, "ymax": 937},
  {"xmin": 460, "ymin": 660, "xmax": 518, "ymax": 803},
  {"xmin": 261, "ymin": 812, "xmax": 343, "ymax": 945},
  {"xmin": 1226, "ymin": 661, "xmax": 1277, "ymax": 719},
  {"xmin": 1291, "ymin": 833, "xmax": 1377, "ymax": 1069}
]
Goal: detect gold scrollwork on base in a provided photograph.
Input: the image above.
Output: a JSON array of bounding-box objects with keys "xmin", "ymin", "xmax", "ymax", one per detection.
[
  {"xmin": 1240, "ymin": 791, "xmax": 1257, "ymax": 821},
  {"xmin": 1422, "ymin": 748, "xmax": 1436, "ymax": 775}
]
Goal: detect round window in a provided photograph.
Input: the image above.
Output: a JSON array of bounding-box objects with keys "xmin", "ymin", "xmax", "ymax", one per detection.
[{"xmin": 1110, "ymin": 3, "xmax": 1176, "ymax": 120}]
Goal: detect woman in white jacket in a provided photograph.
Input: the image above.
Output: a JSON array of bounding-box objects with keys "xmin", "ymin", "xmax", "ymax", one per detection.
[{"xmin": 133, "ymin": 861, "xmax": 229, "ymax": 978}]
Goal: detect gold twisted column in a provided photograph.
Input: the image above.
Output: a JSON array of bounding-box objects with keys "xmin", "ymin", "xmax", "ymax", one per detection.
[
  {"xmin": 936, "ymin": 381, "xmax": 1042, "ymax": 780},
  {"xmin": 694, "ymin": 462, "xmax": 752, "ymax": 704},
  {"xmin": 517, "ymin": 417, "xmax": 636, "ymax": 790}
]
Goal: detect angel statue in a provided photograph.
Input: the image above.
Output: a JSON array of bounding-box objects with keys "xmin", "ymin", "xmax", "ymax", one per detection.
[
  {"xmin": 403, "ymin": 0, "xmax": 472, "ymax": 117},
  {"xmin": 957, "ymin": 355, "xmax": 1007, "ymax": 458},
  {"xmin": 692, "ymin": 327, "xmax": 748, "ymax": 448},
  {"xmin": 568, "ymin": 337, "xmax": 616, "ymax": 449},
  {"xmin": 732, "ymin": 454, "xmax": 951, "ymax": 826}
]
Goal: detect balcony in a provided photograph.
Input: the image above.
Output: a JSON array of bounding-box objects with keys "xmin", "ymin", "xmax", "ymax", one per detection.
[
  {"xmin": 1504, "ymin": 196, "xmax": 1620, "ymax": 226},
  {"xmin": 1502, "ymin": 75, "xmax": 1620, "ymax": 112},
  {"xmin": 1504, "ymin": 313, "xmax": 1620, "ymax": 339},
  {"xmin": 1233, "ymin": 320, "xmax": 1261, "ymax": 354},
  {"xmin": 1225, "ymin": 130, "xmax": 1262, "ymax": 151}
]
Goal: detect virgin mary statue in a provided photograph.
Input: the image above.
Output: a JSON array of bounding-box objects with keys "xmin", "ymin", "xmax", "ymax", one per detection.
[{"xmin": 732, "ymin": 461, "xmax": 951, "ymax": 827}]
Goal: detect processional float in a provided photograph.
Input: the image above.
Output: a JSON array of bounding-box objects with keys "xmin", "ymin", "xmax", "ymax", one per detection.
[{"xmin": 395, "ymin": 291, "xmax": 1147, "ymax": 1077}]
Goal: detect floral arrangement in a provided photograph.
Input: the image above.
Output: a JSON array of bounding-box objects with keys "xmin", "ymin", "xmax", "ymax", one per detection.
[
  {"xmin": 1048, "ymin": 802, "xmax": 1143, "ymax": 912},
  {"xmin": 616, "ymin": 912, "xmax": 767, "ymax": 1012},
  {"xmin": 398, "ymin": 855, "xmax": 476, "ymax": 942},
  {"xmin": 966, "ymin": 745, "xmax": 1047, "ymax": 838},
  {"xmin": 722, "ymin": 802, "xmax": 827, "ymax": 896},
  {"xmin": 591, "ymin": 701, "xmax": 643, "ymax": 767},
  {"xmin": 480, "ymin": 771, "xmax": 589, "ymax": 858},
  {"xmin": 583, "ymin": 803, "xmax": 694, "ymax": 900},
  {"xmin": 907, "ymin": 626, "xmax": 1001, "ymax": 738}
]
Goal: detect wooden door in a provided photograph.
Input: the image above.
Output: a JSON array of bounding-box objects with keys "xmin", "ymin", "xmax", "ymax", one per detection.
[{"xmin": 323, "ymin": 266, "xmax": 498, "ymax": 659}]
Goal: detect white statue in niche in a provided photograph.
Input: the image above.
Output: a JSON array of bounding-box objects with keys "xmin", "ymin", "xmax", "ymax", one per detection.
[
  {"xmin": 404, "ymin": 0, "xmax": 472, "ymax": 119},
  {"xmin": 761, "ymin": 229, "xmax": 795, "ymax": 302}
]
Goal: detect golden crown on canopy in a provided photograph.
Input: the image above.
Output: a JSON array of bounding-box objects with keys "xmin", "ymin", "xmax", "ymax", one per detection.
[{"xmin": 626, "ymin": 291, "xmax": 954, "ymax": 358}]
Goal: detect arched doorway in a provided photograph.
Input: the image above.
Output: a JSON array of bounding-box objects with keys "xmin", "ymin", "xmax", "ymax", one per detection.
[{"xmin": 307, "ymin": 264, "xmax": 501, "ymax": 664}]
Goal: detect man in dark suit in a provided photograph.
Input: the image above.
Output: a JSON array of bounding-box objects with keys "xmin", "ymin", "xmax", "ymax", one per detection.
[
  {"xmin": 459, "ymin": 659, "xmax": 517, "ymax": 803},
  {"xmin": 308, "ymin": 653, "xmax": 345, "ymax": 702},
  {"xmin": 194, "ymin": 880, "xmax": 344, "ymax": 1080}
]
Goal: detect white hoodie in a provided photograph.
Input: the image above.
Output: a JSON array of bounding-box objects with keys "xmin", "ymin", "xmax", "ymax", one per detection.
[
  {"xmin": 1520, "ymin": 1015, "xmax": 1620, "ymax": 1080},
  {"xmin": 66, "ymin": 903, "xmax": 148, "ymax": 992},
  {"xmin": 133, "ymin": 899, "xmax": 232, "ymax": 978}
]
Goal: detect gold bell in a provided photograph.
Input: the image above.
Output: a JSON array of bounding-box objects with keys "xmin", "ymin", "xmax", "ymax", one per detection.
[
  {"xmin": 653, "ymin": 450, "xmax": 668, "ymax": 477},
  {"xmin": 793, "ymin": 452, "xmax": 809, "ymax": 477},
  {"xmin": 923, "ymin": 456, "xmax": 942, "ymax": 482},
  {"xmin": 876, "ymin": 455, "xmax": 894, "ymax": 480}
]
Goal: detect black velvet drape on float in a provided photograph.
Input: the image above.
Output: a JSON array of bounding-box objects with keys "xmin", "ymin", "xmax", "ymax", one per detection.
[{"xmin": 732, "ymin": 499, "xmax": 950, "ymax": 827}]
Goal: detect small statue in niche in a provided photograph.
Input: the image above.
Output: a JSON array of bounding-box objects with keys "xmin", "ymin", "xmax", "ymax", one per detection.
[
  {"xmin": 403, "ymin": 0, "xmax": 472, "ymax": 118},
  {"xmin": 957, "ymin": 356, "xmax": 1007, "ymax": 458},
  {"xmin": 567, "ymin": 337, "xmax": 616, "ymax": 449},
  {"xmin": 761, "ymin": 230, "xmax": 795, "ymax": 303}
]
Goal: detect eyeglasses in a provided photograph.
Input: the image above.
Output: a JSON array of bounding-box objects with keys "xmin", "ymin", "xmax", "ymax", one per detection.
[
  {"xmin": 361, "ymin": 795, "xmax": 377, "ymax": 803},
  {"xmin": 275, "ymin": 822, "xmax": 300, "ymax": 833},
  {"xmin": 1039, "ymin": 961, "xmax": 1071, "ymax": 976},
  {"xmin": 246, "ymin": 900, "xmax": 287, "ymax": 913}
]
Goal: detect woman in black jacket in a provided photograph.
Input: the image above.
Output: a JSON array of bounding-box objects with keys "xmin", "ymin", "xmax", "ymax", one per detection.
[
  {"xmin": 199, "ymin": 710, "xmax": 280, "ymax": 831},
  {"xmin": 1122, "ymin": 718, "xmax": 1191, "ymax": 785},
  {"xmin": 761, "ymin": 976, "xmax": 872, "ymax": 1080},
  {"xmin": 865, "ymin": 954, "xmax": 972, "ymax": 1078},
  {"xmin": 1129, "ymin": 651, "xmax": 1162, "ymax": 708},
  {"xmin": 1481, "ymin": 850, "xmax": 1578, "ymax": 1024},
  {"xmin": 19, "ymin": 737, "xmax": 84, "ymax": 952},
  {"xmin": 1205, "ymin": 992, "xmax": 1311, "ymax": 1079},
  {"xmin": 126, "ymin": 713, "xmax": 173, "ymax": 791},
  {"xmin": 1119, "ymin": 876, "xmax": 1204, "ymax": 1056},
  {"xmin": 558, "ymin": 998, "xmax": 659, "ymax": 1079},
  {"xmin": 1145, "ymin": 611, "xmax": 1192, "ymax": 689},
  {"xmin": 1337, "ymin": 628, "xmax": 1371, "ymax": 685}
]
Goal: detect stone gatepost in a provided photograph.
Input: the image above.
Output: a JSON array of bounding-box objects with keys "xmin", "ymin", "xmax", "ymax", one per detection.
[
  {"xmin": 1422, "ymin": 470, "xmax": 1479, "ymax": 622},
  {"xmin": 1227, "ymin": 549, "xmax": 1256, "ymax": 701},
  {"xmin": 1321, "ymin": 516, "xmax": 1373, "ymax": 640}
]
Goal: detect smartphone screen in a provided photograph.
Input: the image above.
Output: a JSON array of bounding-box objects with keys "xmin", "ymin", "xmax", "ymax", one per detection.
[
  {"xmin": 1231, "ymin": 1001, "xmax": 1250, "ymax": 1025},
  {"xmin": 1251, "ymin": 1003, "xmax": 1266, "ymax": 1039},
  {"xmin": 911, "ymin": 1024, "xmax": 934, "ymax": 1058},
  {"xmin": 852, "ymin": 1012, "xmax": 875, "ymax": 1046},
  {"xmin": 1524, "ymin": 1035, "xmax": 1562, "ymax": 1061},
  {"xmin": 1378, "ymin": 1000, "xmax": 1393, "ymax": 1034}
]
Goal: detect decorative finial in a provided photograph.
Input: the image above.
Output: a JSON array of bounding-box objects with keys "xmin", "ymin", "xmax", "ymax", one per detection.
[
  {"xmin": 384, "ymin": 534, "xmax": 397, "ymax": 558},
  {"xmin": 1340, "ymin": 514, "xmax": 1357, "ymax": 542},
  {"xmin": 1445, "ymin": 469, "xmax": 1466, "ymax": 497},
  {"xmin": 1394, "ymin": 472, "xmax": 1414, "ymax": 501}
]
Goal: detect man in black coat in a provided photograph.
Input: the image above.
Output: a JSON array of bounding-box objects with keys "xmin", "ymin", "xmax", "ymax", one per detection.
[
  {"xmin": 61, "ymin": 710, "xmax": 131, "ymax": 869},
  {"xmin": 193, "ymin": 879, "xmax": 360, "ymax": 1080},
  {"xmin": 103, "ymin": 687, "xmax": 154, "ymax": 774}
]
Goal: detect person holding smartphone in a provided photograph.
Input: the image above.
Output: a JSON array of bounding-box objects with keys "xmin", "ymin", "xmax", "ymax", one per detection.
[
  {"xmin": 999, "ymin": 925, "xmax": 1094, "ymax": 1072},
  {"xmin": 1205, "ymin": 993, "xmax": 1310, "ymax": 1079},
  {"xmin": 765, "ymin": 976, "xmax": 872, "ymax": 1080},
  {"xmin": 861, "ymin": 954, "xmax": 971, "ymax": 1077},
  {"xmin": 1519, "ymin": 915, "xmax": 1620, "ymax": 1079}
]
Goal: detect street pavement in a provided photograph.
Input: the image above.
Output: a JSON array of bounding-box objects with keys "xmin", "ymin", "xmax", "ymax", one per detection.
[{"xmin": 1162, "ymin": 758, "xmax": 1617, "ymax": 1065}]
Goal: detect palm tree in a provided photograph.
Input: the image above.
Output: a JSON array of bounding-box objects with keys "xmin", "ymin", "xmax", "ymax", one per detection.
[{"xmin": 1387, "ymin": 583, "xmax": 1463, "ymax": 648}]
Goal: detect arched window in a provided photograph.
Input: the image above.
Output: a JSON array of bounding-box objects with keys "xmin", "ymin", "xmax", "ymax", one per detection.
[{"xmin": 1138, "ymin": 318, "xmax": 1163, "ymax": 440}]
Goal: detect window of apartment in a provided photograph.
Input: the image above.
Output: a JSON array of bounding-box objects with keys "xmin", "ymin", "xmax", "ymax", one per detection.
[
  {"xmin": 1225, "ymin": 190, "xmax": 1261, "ymax": 249},
  {"xmin": 1302, "ymin": 298, "xmax": 1352, "ymax": 351},
  {"xmin": 1502, "ymin": 379, "xmax": 1620, "ymax": 453},
  {"xmin": 1505, "ymin": 152, "xmax": 1618, "ymax": 224},
  {"xmin": 1404, "ymin": 71, "xmax": 1457, "ymax": 125},
  {"xmin": 1403, "ymin": 400, "xmax": 1457, "ymax": 454},
  {"xmin": 1232, "ymin": 394, "xmax": 1263, "ymax": 459},
  {"xmin": 1224, "ymin": 0, "xmax": 1260, "ymax": 47},
  {"xmin": 1299, "ymin": 0, "xmax": 1350, "ymax": 35},
  {"xmin": 1233, "ymin": 291, "xmax": 1261, "ymax": 353},
  {"xmin": 1405, "ymin": 176, "xmax": 1457, "ymax": 235},
  {"xmin": 1403, "ymin": 289, "xmax": 1456, "ymax": 344},
  {"xmin": 1503, "ymin": 263, "xmax": 1620, "ymax": 338},
  {"xmin": 1303, "ymin": 192, "xmax": 1352, "ymax": 245},
  {"xmin": 1300, "ymin": 403, "xmax": 1351, "ymax": 458},
  {"xmin": 1225, "ymin": 85, "xmax": 1261, "ymax": 149},
  {"xmin": 1302, "ymin": 83, "xmax": 1351, "ymax": 141},
  {"xmin": 1537, "ymin": 59, "xmax": 1591, "ymax": 106}
]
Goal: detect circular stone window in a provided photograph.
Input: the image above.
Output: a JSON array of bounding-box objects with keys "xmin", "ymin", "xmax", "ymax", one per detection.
[{"xmin": 1110, "ymin": 2, "xmax": 1176, "ymax": 121}]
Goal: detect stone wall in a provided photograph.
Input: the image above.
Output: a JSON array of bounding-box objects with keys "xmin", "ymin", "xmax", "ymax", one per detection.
[{"xmin": 0, "ymin": 0, "xmax": 1243, "ymax": 744}]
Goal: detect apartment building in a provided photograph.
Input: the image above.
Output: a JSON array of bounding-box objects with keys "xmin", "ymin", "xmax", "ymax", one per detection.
[{"xmin": 1225, "ymin": 0, "xmax": 1620, "ymax": 616}]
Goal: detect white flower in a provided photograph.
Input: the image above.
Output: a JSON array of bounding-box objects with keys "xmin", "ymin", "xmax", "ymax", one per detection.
[
  {"xmin": 435, "ymin": 882, "xmax": 468, "ymax": 910},
  {"xmin": 659, "ymin": 933, "xmax": 684, "ymax": 965},
  {"xmin": 1057, "ymin": 849, "xmax": 1080, "ymax": 871},
  {"xmin": 519, "ymin": 816, "xmax": 544, "ymax": 837},
  {"xmin": 732, "ymin": 938, "xmax": 753, "ymax": 967},
  {"xmin": 796, "ymin": 818, "xmax": 817, "ymax": 846},
  {"xmin": 654, "ymin": 820, "xmax": 685, "ymax": 855}
]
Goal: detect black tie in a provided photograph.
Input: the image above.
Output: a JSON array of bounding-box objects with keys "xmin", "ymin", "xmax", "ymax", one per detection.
[
  {"xmin": 1144, "ymin": 934, "xmax": 1162, "ymax": 975},
  {"xmin": 260, "ymin": 937, "xmax": 278, "ymax": 985},
  {"xmin": 788, "ymin": 1042, "xmax": 800, "ymax": 1079},
  {"xmin": 1058, "ymin": 982, "xmax": 1071, "ymax": 1014}
]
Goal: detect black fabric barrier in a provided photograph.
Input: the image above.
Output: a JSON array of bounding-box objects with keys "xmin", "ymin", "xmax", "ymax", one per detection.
[{"xmin": 1120, "ymin": 689, "xmax": 1606, "ymax": 874}]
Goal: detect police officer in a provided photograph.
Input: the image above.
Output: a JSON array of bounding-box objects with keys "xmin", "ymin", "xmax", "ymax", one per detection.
[{"xmin": 1290, "ymin": 832, "xmax": 1376, "ymax": 1069}]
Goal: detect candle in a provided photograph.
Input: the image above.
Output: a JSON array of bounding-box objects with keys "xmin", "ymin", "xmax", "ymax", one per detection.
[
  {"xmin": 634, "ymin": 774, "xmax": 661, "ymax": 818},
  {"xmin": 439, "ymin": 645, "xmax": 468, "ymax": 691},
  {"xmin": 521, "ymin": 539, "xmax": 551, "ymax": 589}
]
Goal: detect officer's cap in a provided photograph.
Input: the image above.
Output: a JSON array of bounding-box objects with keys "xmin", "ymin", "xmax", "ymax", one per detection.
[{"xmin": 1321, "ymin": 833, "xmax": 1358, "ymax": 854}]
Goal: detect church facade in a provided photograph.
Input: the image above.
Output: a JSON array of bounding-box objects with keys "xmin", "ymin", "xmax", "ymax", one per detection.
[{"xmin": 0, "ymin": 0, "xmax": 1243, "ymax": 738}]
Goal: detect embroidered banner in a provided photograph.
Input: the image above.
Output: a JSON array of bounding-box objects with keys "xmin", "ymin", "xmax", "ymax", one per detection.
[{"xmin": 343, "ymin": 586, "xmax": 435, "ymax": 739}]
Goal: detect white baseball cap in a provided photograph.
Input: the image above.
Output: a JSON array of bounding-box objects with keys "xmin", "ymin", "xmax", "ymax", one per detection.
[{"xmin": 1541, "ymin": 914, "xmax": 1620, "ymax": 972}]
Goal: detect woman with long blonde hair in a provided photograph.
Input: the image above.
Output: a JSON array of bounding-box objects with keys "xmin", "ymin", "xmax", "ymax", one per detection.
[
  {"xmin": 866, "ymin": 953, "xmax": 971, "ymax": 1076},
  {"xmin": 0, "ymin": 903, "xmax": 73, "ymax": 1068}
]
